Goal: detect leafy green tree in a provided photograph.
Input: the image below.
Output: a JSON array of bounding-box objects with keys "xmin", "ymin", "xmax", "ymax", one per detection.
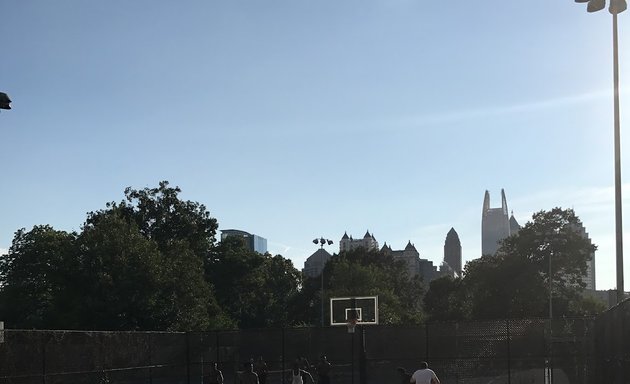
[
  {"xmin": 0, "ymin": 226, "xmax": 78, "ymax": 328},
  {"xmin": 325, "ymin": 248, "xmax": 425, "ymax": 325},
  {"xmin": 423, "ymin": 276, "xmax": 469, "ymax": 321},
  {"xmin": 76, "ymin": 211, "xmax": 165, "ymax": 330},
  {"xmin": 207, "ymin": 236, "xmax": 302, "ymax": 328},
  {"xmin": 461, "ymin": 208, "xmax": 598, "ymax": 320},
  {"xmin": 207, "ymin": 236, "xmax": 263, "ymax": 327},
  {"xmin": 568, "ymin": 294, "xmax": 606, "ymax": 316},
  {"xmin": 75, "ymin": 208, "xmax": 228, "ymax": 331},
  {"xmin": 290, "ymin": 269, "xmax": 322, "ymax": 326},
  {"xmin": 0, "ymin": 182, "xmax": 230, "ymax": 331},
  {"xmin": 258, "ymin": 254, "xmax": 303, "ymax": 327},
  {"xmin": 81, "ymin": 183, "xmax": 228, "ymax": 330},
  {"xmin": 88, "ymin": 181, "xmax": 219, "ymax": 261},
  {"xmin": 462, "ymin": 253, "xmax": 548, "ymax": 319},
  {"xmin": 157, "ymin": 240, "xmax": 229, "ymax": 330}
]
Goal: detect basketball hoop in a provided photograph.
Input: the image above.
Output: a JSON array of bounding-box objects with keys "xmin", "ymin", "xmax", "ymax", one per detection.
[{"xmin": 346, "ymin": 318, "xmax": 358, "ymax": 333}]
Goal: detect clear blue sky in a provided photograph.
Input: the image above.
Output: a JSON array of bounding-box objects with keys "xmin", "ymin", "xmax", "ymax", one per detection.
[{"xmin": 1, "ymin": 1, "xmax": 628, "ymax": 290}]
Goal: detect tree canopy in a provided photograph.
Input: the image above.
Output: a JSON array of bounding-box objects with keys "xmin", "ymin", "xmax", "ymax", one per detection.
[
  {"xmin": 425, "ymin": 208, "xmax": 605, "ymax": 321},
  {"xmin": 0, "ymin": 226, "xmax": 78, "ymax": 328},
  {"xmin": 0, "ymin": 192, "xmax": 605, "ymax": 330},
  {"xmin": 321, "ymin": 248, "xmax": 425, "ymax": 325},
  {"xmin": 206, "ymin": 236, "xmax": 302, "ymax": 328},
  {"xmin": 0, "ymin": 182, "xmax": 300, "ymax": 330}
]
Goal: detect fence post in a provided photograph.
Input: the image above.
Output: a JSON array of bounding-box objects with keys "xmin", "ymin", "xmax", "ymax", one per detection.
[
  {"xmin": 148, "ymin": 333, "xmax": 153, "ymax": 384},
  {"xmin": 359, "ymin": 325, "xmax": 366, "ymax": 384},
  {"xmin": 351, "ymin": 329, "xmax": 355, "ymax": 384},
  {"xmin": 200, "ymin": 333, "xmax": 204, "ymax": 382},
  {"xmin": 281, "ymin": 327, "xmax": 285, "ymax": 384},
  {"xmin": 186, "ymin": 332, "xmax": 191, "ymax": 384},
  {"xmin": 455, "ymin": 322, "xmax": 459, "ymax": 384},
  {"xmin": 506, "ymin": 319, "xmax": 511, "ymax": 384},
  {"xmin": 425, "ymin": 324, "xmax": 429, "ymax": 361},
  {"xmin": 41, "ymin": 332, "xmax": 47, "ymax": 384},
  {"xmin": 215, "ymin": 331, "xmax": 220, "ymax": 363}
]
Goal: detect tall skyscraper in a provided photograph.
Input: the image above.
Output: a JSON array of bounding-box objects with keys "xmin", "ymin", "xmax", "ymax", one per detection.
[
  {"xmin": 572, "ymin": 220, "xmax": 596, "ymax": 291},
  {"xmin": 220, "ymin": 229, "xmax": 268, "ymax": 254},
  {"xmin": 509, "ymin": 212, "xmax": 521, "ymax": 236},
  {"xmin": 482, "ymin": 189, "xmax": 519, "ymax": 255},
  {"xmin": 444, "ymin": 228, "xmax": 462, "ymax": 276}
]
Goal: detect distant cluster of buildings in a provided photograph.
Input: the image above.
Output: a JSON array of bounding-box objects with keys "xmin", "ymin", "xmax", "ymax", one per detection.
[
  {"xmin": 221, "ymin": 188, "xmax": 600, "ymax": 296},
  {"xmin": 304, "ymin": 229, "xmax": 461, "ymax": 283},
  {"xmin": 304, "ymin": 188, "xmax": 598, "ymax": 291}
]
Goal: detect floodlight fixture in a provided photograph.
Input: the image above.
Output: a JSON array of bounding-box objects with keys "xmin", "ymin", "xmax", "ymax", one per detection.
[
  {"xmin": 577, "ymin": 0, "xmax": 627, "ymax": 13},
  {"xmin": 587, "ymin": 0, "xmax": 606, "ymax": 12},
  {"xmin": 0, "ymin": 92, "xmax": 11, "ymax": 110},
  {"xmin": 609, "ymin": 0, "xmax": 627, "ymax": 14}
]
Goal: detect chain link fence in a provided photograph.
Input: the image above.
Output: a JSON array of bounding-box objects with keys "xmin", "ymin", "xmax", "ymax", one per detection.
[
  {"xmin": 0, "ymin": 313, "xmax": 623, "ymax": 384},
  {"xmin": 588, "ymin": 298, "xmax": 629, "ymax": 384}
]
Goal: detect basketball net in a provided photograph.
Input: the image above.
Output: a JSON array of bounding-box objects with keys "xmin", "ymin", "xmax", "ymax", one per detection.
[{"xmin": 346, "ymin": 318, "xmax": 358, "ymax": 333}]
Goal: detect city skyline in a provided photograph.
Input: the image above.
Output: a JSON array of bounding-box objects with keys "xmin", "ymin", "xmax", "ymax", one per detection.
[
  {"xmin": 1, "ymin": 1, "xmax": 628, "ymax": 291},
  {"xmin": 295, "ymin": 188, "xmax": 602, "ymax": 286}
]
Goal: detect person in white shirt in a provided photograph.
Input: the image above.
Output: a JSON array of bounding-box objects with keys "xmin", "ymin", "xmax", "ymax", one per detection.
[
  {"xmin": 410, "ymin": 362, "xmax": 440, "ymax": 384},
  {"xmin": 291, "ymin": 362, "xmax": 313, "ymax": 384}
]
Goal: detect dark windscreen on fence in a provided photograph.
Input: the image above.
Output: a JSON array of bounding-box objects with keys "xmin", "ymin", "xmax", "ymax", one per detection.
[{"xmin": 0, "ymin": 308, "xmax": 627, "ymax": 384}]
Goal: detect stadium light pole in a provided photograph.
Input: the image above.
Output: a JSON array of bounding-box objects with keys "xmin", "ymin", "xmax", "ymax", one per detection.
[
  {"xmin": 313, "ymin": 237, "xmax": 333, "ymax": 327},
  {"xmin": 541, "ymin": 231, "xmax": 560, "ymax": 384},
  {"xmin": 549, "ymin": 247, "xmax": 553, "ymax": 320},
  {"xmin": 540, "ymin": 233, "xmax": 557, "ymax": 320},
  {"xmin": 574, "ymin": 0, "xmax": 626, "ymax": 303}
]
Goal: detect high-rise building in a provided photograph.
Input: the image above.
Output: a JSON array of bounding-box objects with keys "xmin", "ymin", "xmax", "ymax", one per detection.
[
  {"xmin": 571, "ymin": 220, "xmax": 596, "ymax": 291},
  {"xmin": 444, "ymin": 228, "xmax": 462, "ymax": 276},
  {"xmin": 220, "ymin": 229, "xmax": 267, "ymax": 254},
  {"xmin": 303, "ymin": 248, "xmax": 332, "ymax": 278},
  {"xmin": 340, "ymin": 231, "xmax": 379, "ymax": 253},
  {"xmin": 509, "ymin": 212, "xmax": 521, "ymax": 236},
  {"xmin": 482, "ymin": 189, "xmax": 520, "ymax": 255}
]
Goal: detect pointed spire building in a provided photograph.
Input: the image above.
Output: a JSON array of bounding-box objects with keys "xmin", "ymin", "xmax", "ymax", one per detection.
[
  {"xmin": 482, "ymin": 189, "xmax": 514, "ymax": 256},
  {"xmin": 444, "ymin": 228, "xmax": 462, "ymax": 276}
]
